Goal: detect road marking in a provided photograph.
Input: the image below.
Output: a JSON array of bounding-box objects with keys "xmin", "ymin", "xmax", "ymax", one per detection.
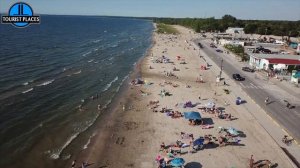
[
  {"xmin": 240, "ymin": 82, "xmax": 245, "ymax": 87},
  {"xmin": 250, "ymin": 83, "xmax": 258, "ymax": 89},
  {"xmin": 257, "ymin": 86, "xmax": 264, "ymax": 89}
]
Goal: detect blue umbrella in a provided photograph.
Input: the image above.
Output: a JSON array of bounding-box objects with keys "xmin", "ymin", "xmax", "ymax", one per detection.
[
  {"xmin": 193, "ymin": 138, "xmax": 204, "ymax": 146},
  {"xmin": 170, "ymin": 158, "xmax": 185, "ymax": 167},
  {"xmin": 184, "ymin": 111, "xmax": 201, "ymax": 120}
]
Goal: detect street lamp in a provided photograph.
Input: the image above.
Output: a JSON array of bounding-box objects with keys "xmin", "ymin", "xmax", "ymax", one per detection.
[{"xmin": 219, "ymin": 58, "xmax": 224, "ymax": 78}]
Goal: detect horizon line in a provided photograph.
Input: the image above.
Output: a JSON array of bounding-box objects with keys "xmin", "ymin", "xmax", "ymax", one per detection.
[{"xmin": 0, "ymin": 13, "xmax": 299, "ymax": 22}]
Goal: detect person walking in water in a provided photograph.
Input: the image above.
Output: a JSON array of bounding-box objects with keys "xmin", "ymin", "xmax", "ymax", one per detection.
[
  {"xmin": 265, "ymin": 96, "xmax": 269, "ymax": 105},
  {"xmin": 71, "ymin": 160, "xmax": 76, "ymax": 168}
]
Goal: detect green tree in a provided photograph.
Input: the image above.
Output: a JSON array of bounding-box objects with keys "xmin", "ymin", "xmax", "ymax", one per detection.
[{"xmin": 244, "ymin": 23, "xmax": 258, "ymax": 34}]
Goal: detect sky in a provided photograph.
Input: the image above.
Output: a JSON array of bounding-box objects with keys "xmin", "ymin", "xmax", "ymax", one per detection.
[{"xmin": 0, "ymin": 0, "xmax": 300, "ymax": 21}]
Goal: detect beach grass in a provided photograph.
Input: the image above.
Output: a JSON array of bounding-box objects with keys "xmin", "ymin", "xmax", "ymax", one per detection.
[{"xmin": 156, "ymin": 23, "xmax": 179, "ymax": 34}]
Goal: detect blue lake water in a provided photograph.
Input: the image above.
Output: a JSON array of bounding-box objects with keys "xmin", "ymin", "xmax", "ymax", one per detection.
[{"xmin": 0, "ymin": 15, "xmax": 153, "ymax": 167}]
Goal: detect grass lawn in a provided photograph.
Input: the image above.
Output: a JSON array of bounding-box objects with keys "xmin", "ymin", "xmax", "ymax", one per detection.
[{"xmin": 156, "ymin": 23, "xmax": 179, "ymax": 34}]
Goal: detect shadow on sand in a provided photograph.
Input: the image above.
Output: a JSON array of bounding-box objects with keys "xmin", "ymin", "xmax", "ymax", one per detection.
[{"xmin": 184, "ymin": 162, "xmax": 203, "ymax": 168}]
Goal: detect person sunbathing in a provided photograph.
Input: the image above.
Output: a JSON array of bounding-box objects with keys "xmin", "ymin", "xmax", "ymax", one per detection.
[
  {"xmin": 172, "ymin": 111, "xmax": 182, "ymax": 118},
  {"xmin": 160, "ymin": 142, "xmax": 166, "ymax": 151},
  {"xmin": 226, "ymin": 114, "xmax": 232, "ymax": 121}
]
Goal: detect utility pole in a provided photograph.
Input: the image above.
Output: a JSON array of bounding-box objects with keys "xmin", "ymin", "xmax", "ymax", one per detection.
[{"xmin": 219, "ymin": 58, "xmax": 224, "ymax": 78}]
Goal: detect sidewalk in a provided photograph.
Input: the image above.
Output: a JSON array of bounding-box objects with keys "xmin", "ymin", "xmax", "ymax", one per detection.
[
  {"xmin": 256, "ymin": 70, "xmax": 300, "ymax": 99},
  {"xmin": 194, "ymin": 39, "xmax": 300, "ymax": 167}
]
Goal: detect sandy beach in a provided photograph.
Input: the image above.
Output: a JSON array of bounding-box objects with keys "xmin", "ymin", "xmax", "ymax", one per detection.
[{"xmin": 75, "ymin": 24, "xmax": 295, "ymax": 168}]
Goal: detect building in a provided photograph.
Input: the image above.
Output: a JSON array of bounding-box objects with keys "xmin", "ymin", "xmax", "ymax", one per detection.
[
  {"xmin": 225, "ymin": 27, "xmax": 245, "ymax": 34},
  {"xmin": 219, "ymin": 39, "xmax": 245, "ymax": 46},
  {"xmin": 248, "ymin": 53, "xmax": 300, "ymax": 71}
]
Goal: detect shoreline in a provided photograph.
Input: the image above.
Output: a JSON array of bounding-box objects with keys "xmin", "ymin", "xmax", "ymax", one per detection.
[{"xmin": 71, "ymin": 25, "xmax": 155, "ymax": 167}]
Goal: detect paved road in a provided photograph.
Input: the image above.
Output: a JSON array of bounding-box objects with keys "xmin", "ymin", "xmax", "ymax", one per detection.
[{"xmin": 197, "ymin": 39, "xmax": 300, "ymax": 142}]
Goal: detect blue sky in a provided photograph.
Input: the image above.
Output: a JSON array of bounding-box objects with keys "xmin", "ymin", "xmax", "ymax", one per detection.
[{"xmin": 1, "ymin": 0, "xmax": 299, "ymax": 20}]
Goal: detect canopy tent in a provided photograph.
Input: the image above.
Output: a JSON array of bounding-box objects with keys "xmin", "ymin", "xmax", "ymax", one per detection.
[
  {"xmin": 170, "ymin": 158, "xmax": 185, "ymax": 167},
  {"xmin": 184, "ymin": 111, "xmax": 201, "ymax": 120}
]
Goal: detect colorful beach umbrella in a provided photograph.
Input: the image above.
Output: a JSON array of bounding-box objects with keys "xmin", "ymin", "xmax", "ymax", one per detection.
[{"xmin": 170, "ymin": 158, "xmax": 185, "ymax": 167}]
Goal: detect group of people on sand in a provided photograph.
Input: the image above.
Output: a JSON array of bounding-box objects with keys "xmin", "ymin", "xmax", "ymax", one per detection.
[
  {"xmin": 156, "ymin": 133, "xmax": 195, "ymax": 167},
  {"xmin": 167, "ymin": 111, "xmax": 183, "ymax": 118},
  {"xmin": 156, "ymin": 128, "xmax": 245, "ymax": 167},
  {"xmin": 200, "ymin": 106, "xmax": 233, "ymax": 121}
]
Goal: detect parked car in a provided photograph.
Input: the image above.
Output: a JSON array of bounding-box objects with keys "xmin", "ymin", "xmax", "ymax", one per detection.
[
  {"xmin": 242, "ymin": 67, "xmax": 255, "ymax": 72},
  {"xmin": 210, "ymin": 43, "xmax": 216, "ymax": 48},
  {"xmin": 262, "ymin": 48, "xmax": 272, "ymax": 54},
  {"xmin": 216, "ymin": 49, "xmax": 223, "ymax": 53},
  {"xmin": 232, "ymin": 74, "xmax": 245, "ymax": 81}
]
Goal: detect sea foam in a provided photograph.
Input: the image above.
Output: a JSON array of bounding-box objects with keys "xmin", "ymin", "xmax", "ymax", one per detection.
[
  {"xmin": 47, "ymin": 118, "xmax": 98, "ymax": 159},
  {"xmin": 36, "ymin": 79, "xmax": 55, "ymax": 86},
  {"xmin": 22, "ymin": 88, "xmax": 33, "ymax": 94},
  {"xmin": 102, "ymin": 76, "xmax": 118, "ymax": 92}
]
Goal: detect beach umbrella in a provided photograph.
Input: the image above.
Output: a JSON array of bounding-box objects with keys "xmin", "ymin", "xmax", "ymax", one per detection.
[
  {"xmin": 193, "ymin": 138, "xmax": 204, "ymax": 146},
  {"xmin": 184, "ymin": 111, "xmax": 201, "ymax": 120},
  {"xmin": 227, "ymin": 127, "xmax": 239, "ymax": 136},
  {"xmin": 170, "ymin": 158, "xmax": 185, "ymax": 167}
]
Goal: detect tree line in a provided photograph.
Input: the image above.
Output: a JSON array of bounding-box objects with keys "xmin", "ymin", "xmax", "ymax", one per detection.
[{"xmin": 153, "ymin": 15, "xmax": 300, "ymax": 37}]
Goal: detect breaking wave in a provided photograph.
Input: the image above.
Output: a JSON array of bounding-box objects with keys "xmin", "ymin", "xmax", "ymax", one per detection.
[
  {"xmin": 102, "ymin": 76, "xmax": 118, "ymax": 92},
  {"xmin": 36, "ymin": 79, "xmax": 55, "ymax": 87},
  {"xmin": 22, "ymin": 88, "xmax": 33, "ymax": 94},
  {"xmin": 83, "ymin": 132, "xmax": 97, "ymax": 150}
]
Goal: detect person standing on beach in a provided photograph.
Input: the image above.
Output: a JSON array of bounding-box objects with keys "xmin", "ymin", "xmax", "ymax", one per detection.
[
  {"xmin": 71, "ymin": 160, "xmax": 76, "ymax": 168},
  {"xmin": 249, "ymin": 155, "xmax": 254, "ymax": 168},
  {"xmin": 82, "ymin": 162, "xmax": 87, "ymax": 168}
]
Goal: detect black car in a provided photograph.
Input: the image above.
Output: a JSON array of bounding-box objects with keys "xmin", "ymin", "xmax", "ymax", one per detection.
[
  {"xmin": 262, "ymin": 48, "xmax": 272, "ymax": 54},
  {"xmin": 242, "ymin": 67, "xmax": 255, "ymax": 72},
  {"xmin": 216, "ymin": 49, "xmax": 223, "ymax": 53},
  {"xmin": 232, "ymin": 74, "xmax": 245, "ymax": 81}
]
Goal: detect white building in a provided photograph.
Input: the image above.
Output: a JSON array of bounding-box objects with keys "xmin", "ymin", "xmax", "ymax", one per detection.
[
  {"xmin": 248, "ymin": 53, "xmax": 300, "ymax": 71},
  {"xmin": 219, "ymin": 39, "xmax": 245, "ymax": 46},
  {"xmin": 225, "ymin": 27, "xmax": 245, "ymax": 34}
]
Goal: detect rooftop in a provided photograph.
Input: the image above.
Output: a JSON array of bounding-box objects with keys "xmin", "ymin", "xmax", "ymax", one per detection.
[
  {"xmin": 267, "ymin": 58, "xmax": 300, "ymax": 65},
  {"xmin": 227, "ymin": 27, "xmax": 244, "ymax": 30},
  {"xmin": 249, "ymin": 53, "xmax": 300, "ymax": 61}
]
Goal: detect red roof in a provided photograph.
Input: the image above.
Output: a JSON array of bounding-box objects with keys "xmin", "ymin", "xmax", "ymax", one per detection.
[{"xmin": 267, "ymin": 58, "xmax": 300, "ymax": 65}]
